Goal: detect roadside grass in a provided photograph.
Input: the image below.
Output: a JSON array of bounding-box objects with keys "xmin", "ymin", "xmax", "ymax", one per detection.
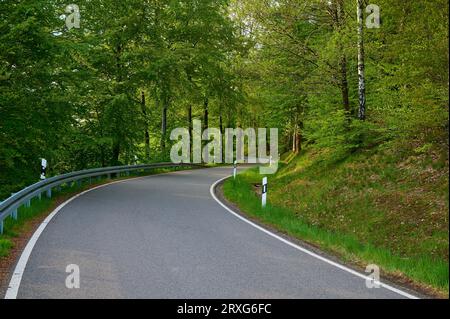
[
  {"xmin": 223, "ymin": 145, "xmax": 449, "ymax": 296},
  {"xmin": 0, "ymin": 165, "xmax": 199, "ymax": 258}
]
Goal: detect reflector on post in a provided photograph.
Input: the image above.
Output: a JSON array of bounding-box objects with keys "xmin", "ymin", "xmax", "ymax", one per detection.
[
  {"xmin": 40, "ymin": 158, "xmax": 47, "ymax": 180},
  {"xmin": 262, "ymin": 177, "xmax": 268, "ymax": 208}
]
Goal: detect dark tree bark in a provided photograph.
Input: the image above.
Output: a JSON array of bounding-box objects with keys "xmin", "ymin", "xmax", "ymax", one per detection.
[
  {"xmin": 203, "ymin": 97, "xmax": 209, "ymax": 162},
  {"xmin": 203, "ymin": 97, "xmax": 209, "ymax": 130},
  {"xmin": 219, "ymin": 106, "xmax": 223, "ymax": 134},
  {"xmin": 292, "ymin": 109, "xmax": 303, "ymax": 153},
  {"xmin": 161, "ymin": 95, "xmax": 168, "ymax": 152},
  {"xmin": 112, "ymin": 142, "xmax": 120, "ymax": 166},
  {"xmin": 219, "ymin": 105, "xmax": 224, "ymax": 160},
  {"xmin": 357, "ymin": 0, "xmax": 367, "ymax": 120},
  {"xmin": 335, "ymin": 0, "xmax": 351, "ymax": 117},
  {"xmin": 111, "ymin": 43, "xmax": 123, "ymax": 166},
  {"xmin": 188, "ymin": 104, "xmax": 193, "ymax": 161},
  {"xmin": 340, "ymin": 55, "xmax": 351, "ymax": 117},
  {"xmin": 293, "ymin": 130, "xmax": 297, "ymax": 153},
  {"xmin": 292, "ymin": 125, "xmax": 301, "ymax": 153},
  {"xmin": 141, "ymin": 91, "xmax": 150, "ymax": 161}
]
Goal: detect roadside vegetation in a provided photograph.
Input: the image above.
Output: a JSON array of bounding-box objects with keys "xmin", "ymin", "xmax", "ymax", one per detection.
[{"xmin": 223, "ymin": 141, "xmax": 449, "ymax": 296}]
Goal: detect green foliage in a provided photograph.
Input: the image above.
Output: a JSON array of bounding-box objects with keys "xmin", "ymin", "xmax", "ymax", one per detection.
[
  {"xmin": 0, "ymin": 0, "xmax": 243, "ymax": 199},
  {"xmin": 232, "ymin": 0, "xmax": 448, "ymax": 159}
]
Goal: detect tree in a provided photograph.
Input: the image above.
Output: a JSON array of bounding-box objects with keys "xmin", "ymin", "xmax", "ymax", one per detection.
[{"xmin": 356, "ymin": 0, "xmax": 366, "ymax": 120}]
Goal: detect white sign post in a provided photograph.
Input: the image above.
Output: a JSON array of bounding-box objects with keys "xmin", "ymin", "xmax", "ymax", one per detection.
[
  {"xmin": 262, "ymin": 177, "xmax": 268, "ymax": 208},
  {"xmin": 40, "ymin": 158, "xmax": 47, "ymax": 180},
  {"xmin": 233, "ymin": 160, "xmax": 237, "ymax": 179}
]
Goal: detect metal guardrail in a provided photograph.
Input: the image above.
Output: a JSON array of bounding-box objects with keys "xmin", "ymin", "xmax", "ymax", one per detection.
[{"xmin": 0, "ymin": 162, "xmax": 203, "ymax": 234}]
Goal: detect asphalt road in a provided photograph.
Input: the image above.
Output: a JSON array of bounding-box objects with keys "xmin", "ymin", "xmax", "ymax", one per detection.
[{"xmin": 11, "ymin": 167, "xmax": 412, "ymax": 299}]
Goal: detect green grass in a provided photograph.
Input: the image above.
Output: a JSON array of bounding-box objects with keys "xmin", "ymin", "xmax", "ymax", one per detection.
[
  {"xmin": 223, "ymin": 146, "xmax": 449, "ymax": 296},
  {"xmin": 0, "ymin": 165, "xmax": 199, "ymax": 258}
]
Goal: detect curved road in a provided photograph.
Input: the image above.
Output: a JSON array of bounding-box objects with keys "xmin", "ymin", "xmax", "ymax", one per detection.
[{"xmin": 8, "ymin": 167, "xmax": 413, "ymax": 299}]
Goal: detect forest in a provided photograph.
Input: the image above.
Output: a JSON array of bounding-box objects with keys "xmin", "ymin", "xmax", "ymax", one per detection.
[{"xmin": 1, "ymin": 0, "xmax": 448, "ymax": 198}]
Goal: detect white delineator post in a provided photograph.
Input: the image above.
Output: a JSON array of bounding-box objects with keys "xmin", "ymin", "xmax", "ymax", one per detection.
[
  {"xmin": 233, "ymin": 160, "xmax": 237, "ymax": 179},
  {"xmin": 40, "ymin": 158, "xmax": 47, "ymax": 180},
  {"xmin": 262, "ymin": 177, "xmax": 268, "ymax": 208}
]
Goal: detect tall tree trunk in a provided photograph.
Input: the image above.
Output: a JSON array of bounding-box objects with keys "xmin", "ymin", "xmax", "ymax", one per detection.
[
  {"xmin": 292, "ymin": 118, "xmax": 298, "ymax": 153},
  {"xmin": 335, "ymin": 0, "xmax": 350, "ymax": 117},
  {"xmin": 219, "ymin": 105, "xmax": 224, "ymax": 161},
  {"xmin": 291, "ymin": 109, "xmax": 303, "ymax": 153},
  {"xmin": 357, "ymin": 0, "xmax": 366, "ymax": 120},
  {"xmin": 141, "ymin": 91, "xmax": 150, "ymax": 161},
  {"xmin": 161, "ymin": 96, "xmax": 168, "ymax": 153},
  {"xmin": 203, "ymin": 97, "xmax": 209, "ymax": 162},
  {"xmin": 101, "ymin": 147, "xmax": 106, "ymax": 167},
  {"xmin": 188, "ymin": 104, "xmax": 193, "ymax": 161},
  {"xmin": 292, "ymin": 127, "xmax": 297, "ymax": 153},
  {"xmin": 219, "ymin": 106, "xmax": 223, "ymax": 134},
  {"xmin": 111, "ymin": 44, "xmax": 123, "ymax": 166},
  {"xmin": 296, "ymin": 121, "xmax": 303, "ymax": 153},
  {"xmin": 340, "ymin": 56, "xmax": 350, "ymax": 117},
  {"xmin": 112, "ymin": 142, "xmax": 120, "ymax": 166},
  {"xmin": 292, "ymin": 126, "xmax": 302, "ymax": 153},
  {"xmin": 203, "ymin": 97, "xmax": 209, "ymax": 130}
]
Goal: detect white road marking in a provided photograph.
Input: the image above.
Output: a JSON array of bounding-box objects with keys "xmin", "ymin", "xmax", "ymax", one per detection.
[{"xmin": 209, "ymin": 175, "xmax": 419, "ymax": 299}]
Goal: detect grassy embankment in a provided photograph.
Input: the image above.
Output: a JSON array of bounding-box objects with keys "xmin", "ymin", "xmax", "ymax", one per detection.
[{"xmin": 223, "ymin": 143, "xmax": 449, "ymax": 296}]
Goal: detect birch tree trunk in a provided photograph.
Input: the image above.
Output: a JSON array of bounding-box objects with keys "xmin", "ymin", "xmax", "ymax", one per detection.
[{"xmin": 357, "ymin": 0, "xmax": 366, "ymax": 120}]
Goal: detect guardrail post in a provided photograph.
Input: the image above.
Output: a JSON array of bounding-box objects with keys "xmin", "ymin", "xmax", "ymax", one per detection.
[
  {"xmin": 25, "ymin": 199, "xmax": 31, "ymax": 208},
  {"xmin": 46, "ymin": 188, "xmax": 52, "ymax": 198},
  {"xmin": 77, "ymin": 180, "xmax": 81, "ymax": 188},
  {"xmin": 0, "ymin": 221, "xmax": 3, "ymax": 234},
  {"xmin": 107, "ymin": 173, "xmax": 111, "ymax": 179},
  {"xmin": 38, "ymin": 192, "xmax": 42, "ymax": 200},
  {"xmin": 12, "ymin": 209, "xmax": 18, "ymax": 220}
]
